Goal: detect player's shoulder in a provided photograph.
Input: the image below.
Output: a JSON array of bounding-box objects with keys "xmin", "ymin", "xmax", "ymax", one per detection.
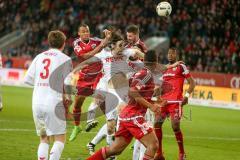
[
  {"xmin": 179, "ymin": 63, "xmax": 189, "ymax": 74},
  {"xmin": 134, "ymin": 68, "xmax": 152, "ymax": 80},
  {"xmin": 135, "ymin": 39, "xmax": 147, "ymax": 53},
  {"xmin": 137, "ymin": 39, "xmax": 145, "ymax": 46},
  {"xmin": 57, "ymin": 51, "xmax": 71, "ymax": 61},
  {"xmin": 73, "ymin": 37, "xmax": 81, "ymax": 45}
]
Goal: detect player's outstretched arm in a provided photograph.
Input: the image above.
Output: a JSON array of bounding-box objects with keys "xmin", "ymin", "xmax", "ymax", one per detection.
[
  {"xmin": 156, "ymin": 61, "xmax": 184, "ymax": 72},
  {"xmin": 78, "ymin": 30, "xmax": 112, "ymax": 60},
  {"xmin": 129, "ymin": 88, "xmax": 161, "ymax": 113},
  {"xmin": 72, "ymin": 56, "xmax": 100, "ymax": 74}
]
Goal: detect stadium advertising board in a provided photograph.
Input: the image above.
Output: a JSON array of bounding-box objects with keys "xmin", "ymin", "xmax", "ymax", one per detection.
[
  {"xmin": 184, "ymin": 85, "xmax": 240, "ymax": 110},
  {"xmin": 191, "ymin": 72, "xmax": 240, "ymax": 89},
  {"xmin": 1, "ymin": 68, "xmax": 239, "ymax": 109},
  {"xmin": 0, "ymin": 68, "xmax": 27, "ymax": 86}
]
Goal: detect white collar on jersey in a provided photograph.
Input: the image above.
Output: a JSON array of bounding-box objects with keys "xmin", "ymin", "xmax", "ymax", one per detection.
[{"xmin": 48, "ymin": 48, "xmax": 62, "ymax": 53}]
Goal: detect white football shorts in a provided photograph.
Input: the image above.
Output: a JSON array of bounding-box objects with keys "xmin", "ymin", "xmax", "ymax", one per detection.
[{"xmin": 32, "ymin": 102, "xmax": 66, "ymax": 136}]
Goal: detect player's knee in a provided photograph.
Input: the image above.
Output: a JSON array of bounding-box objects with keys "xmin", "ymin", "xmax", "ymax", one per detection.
[
  {"xmin": 172, "ymin": 125, "xmax": 181, "ymax": 132},
  {"xmin": 40, "ymin": 135, "xmax": 49, "ymax": 143}
]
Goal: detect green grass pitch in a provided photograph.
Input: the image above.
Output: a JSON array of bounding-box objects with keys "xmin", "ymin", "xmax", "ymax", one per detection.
[{"xmin": 0, "ymin": 86, "xmax": 240, "ymax": 159}]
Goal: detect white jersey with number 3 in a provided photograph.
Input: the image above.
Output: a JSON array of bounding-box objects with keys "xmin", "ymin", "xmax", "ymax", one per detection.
[{"xmin": 24, "ymin": 48, "xmax": 72, "ymax": 106}]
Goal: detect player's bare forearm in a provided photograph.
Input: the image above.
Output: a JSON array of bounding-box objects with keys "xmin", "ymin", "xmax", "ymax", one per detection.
[
  {"xmin": 129, "ymin": 89, "xmax": 156, "ymax": 111},
  {"xmin": 72, "ymin": 57, "xmax": 99, "ymax": 73},
  {"xmin": 79, "ymin": 31, "xmax": 111, "ymax": 60},
  {"xmin": 162, "ymin": 61, "xmax": 184, "ymax": 71},
  {"xmin": 80, "ymin": 44, "xmax": 104, "ymax": 60},
  {"xmin": 186, "ymin": 76, "xmax": 195, "ymax": 94},
  {"xmin": 153, "ymin": 86, "xmax": 161, "ymax": 97}
]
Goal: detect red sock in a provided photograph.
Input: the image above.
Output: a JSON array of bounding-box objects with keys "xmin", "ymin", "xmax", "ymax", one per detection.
[
  {"xmin": 175, "ymin": 131, "xmax": 184, "ymax": 154},
  {"xmin": 86, "ymin": 147, "xmax": 107, "ymax": 160},
  {"xmin": 143, "ymin": 153, "xmax": 154, "ymax": 160},
  {"xmin": 73, "ymin": 107, "xmax": 81, "ymax": 126},
  {"xmin": 154, "ymin": 127, "xmax": 163, "ymax": 155}
]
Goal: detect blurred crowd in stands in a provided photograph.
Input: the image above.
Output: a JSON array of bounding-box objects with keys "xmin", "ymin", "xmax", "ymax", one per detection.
[{"xmin": 0, "ymin": 0, "xmax": 239, "ymax": 74}]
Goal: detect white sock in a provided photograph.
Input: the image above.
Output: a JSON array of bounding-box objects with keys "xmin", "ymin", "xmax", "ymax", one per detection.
[
  {"xmin": 49, "ymin": 141, "xmax": 64, "ymax": 160},
  {"xmin": 87, "ymin": 102, "xmax": 98, "ymax": 123},
  {"xmin": 132, "ymin": 140, "xmax": 141, "ymax": 160},
  {"xmin": 106, "ymin": 133, "xmax": 114, "ymax": 146},
  {"xmin": 91, "ymin": 123, "xmax": 107, "ymax": 145},
  {"xmin": 139, "ymin": 143, "xmax": 146, "ymax": 160},
  {"xmin": 38, "ymin": 142, "xmax": 49, "ymax": 160}
]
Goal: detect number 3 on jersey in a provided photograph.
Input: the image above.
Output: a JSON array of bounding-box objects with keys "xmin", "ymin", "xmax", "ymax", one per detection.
[{"xmin": 40, "ymin": 58, "xmax": 51, "ymax": 79}]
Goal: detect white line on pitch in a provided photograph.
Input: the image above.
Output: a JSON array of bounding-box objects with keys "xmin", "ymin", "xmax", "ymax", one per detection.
[{"xmin": 0, "ymin": 128, "xmax": 240, "ymax": 141}]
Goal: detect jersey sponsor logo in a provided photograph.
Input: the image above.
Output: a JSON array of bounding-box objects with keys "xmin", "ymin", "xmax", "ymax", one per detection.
[
  {"xmin": 162, "ymin": 73, "xmax": 175, "ymax": 77},
  {"xmin": 105, "ymin": 56, "xmax": 123, "ymax": 63}
]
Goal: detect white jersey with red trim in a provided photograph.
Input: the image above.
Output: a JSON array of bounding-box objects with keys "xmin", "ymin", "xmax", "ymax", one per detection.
[
  {"xmin": 24, "ymin": 48, "xmax": 72, "ymax": 106},
  {"xmin": 95, "ymin": 48, "xmax": 135, "ymax": 81}
]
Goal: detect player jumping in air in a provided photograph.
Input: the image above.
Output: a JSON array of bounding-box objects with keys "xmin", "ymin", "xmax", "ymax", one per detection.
[
  {"xmin": 154, "ymin": 47, "xmax": 195, "ymax": 160},
  {"xmin": 69, "ymin": 24, "xmax": 111, "ymax": 141},
  {"xmin": 68, "ymin": 31, "xmax": 145, "ymax": 158},
  {"xmin": 86, "ymin": 24, "xmax": 148, "ymax": 155},
  {"xmin": 24, "ymin": 30, "xmax": 72, "ymax": 160}
]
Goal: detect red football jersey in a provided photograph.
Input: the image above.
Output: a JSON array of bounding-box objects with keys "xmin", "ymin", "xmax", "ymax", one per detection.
[
  {"xmin": 161, "ymin": 64, "xmax": 191, "ymax": 101},
  {"xmin": 125, "ymin": 39, "xmax": 147, "ymax": 53},
  {"xmin": 73, "ymin": 37, "xmax": 102, "ymax": 76},
  {"xmin": 119, "ymin": 68, "xmax": 155, "ymax": 118}
]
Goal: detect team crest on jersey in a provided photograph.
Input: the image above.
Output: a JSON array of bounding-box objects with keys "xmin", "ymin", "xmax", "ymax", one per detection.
[
  {"xmin": 172, "ymin": 67, "xmax": 177, "ymax": 71},
  {"xmin": 91, "ymin": 44, "xmax": 97, "ymax": 49}
]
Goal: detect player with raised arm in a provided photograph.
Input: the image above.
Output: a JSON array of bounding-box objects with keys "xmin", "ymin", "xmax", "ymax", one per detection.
[
  {"xmin": 85, "ymin": 50, "xmax": 181, "ymax": 160},
  {"xmin": 68, "ymin": 31, "xmax": 144, "ymax": 157},
  {"xmin": 126, "ymin": 25, "xmax": 147, "ymax": 73},
  {"xmin": 86, "ymin": 25, "xmax": 148, "ymax": 155},
  {"xmin": 69, "ymin": 24, "xmax": 110, "ymax": 141},
  {"xmin": 125, "ymin": 25, "xmax": 147, "ymax": 54},
  {"xmin": 154, "ymin": 47, "xmax": 195, "ymax": 160},
  {"xmin": 24, "ymin": 30, "xmax": 72, "ymax": 160}
]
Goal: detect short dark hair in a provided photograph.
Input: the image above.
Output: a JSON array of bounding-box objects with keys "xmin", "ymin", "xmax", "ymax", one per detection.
[
  {"xmin": 168, "ymin": 47, "xmax": 178, "ymax": 54},
  {"xmin": 78, "ymin": 24, "xmax": 89, "ymax": 31},
  {"xmin": 48, "ymin": 30, "xmax": 66, "ymax": 49},
  {"xmin": 144, "ymin": 50, "xmax": 157, "ymax": 64},
  {"xmin": 126, "ymin": 25, "xmax": 139, "ymax": 34}
]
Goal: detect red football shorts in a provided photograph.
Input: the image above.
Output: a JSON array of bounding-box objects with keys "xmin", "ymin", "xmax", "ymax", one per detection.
[
  {"xmin": 115, "ymin": 117, "xmax": 153, "ymax": 143},
  {"xmin": 76, "ymin": 73, "xmax": 102, "ymax": 96},
  {"xmin": 156, "ymin": 103, "xmax": 182, "ymax": 121}
]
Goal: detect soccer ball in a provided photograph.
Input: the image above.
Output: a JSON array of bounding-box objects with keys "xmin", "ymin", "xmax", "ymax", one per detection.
[{"xmin": 156, "ymin": 1, "xmax": 172, "ymax": 17}]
